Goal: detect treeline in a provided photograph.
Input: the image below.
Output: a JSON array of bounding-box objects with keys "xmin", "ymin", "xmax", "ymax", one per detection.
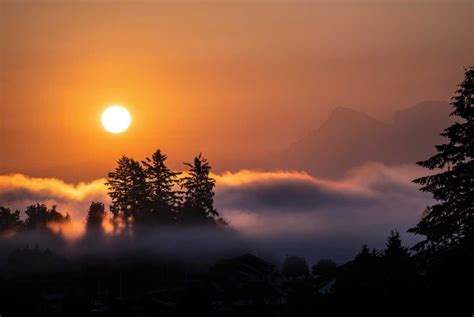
[
  {"xmin": 0, "ymin": 204, "xmax": 70, "ymax": 235},
  {"xmin": 0, "ymin": 151, "xmax": 225, "ymax": 236},
  {"xmin": 281, "ymin": 230, "xmax": 415, "ymax": 285},
  {"xmin": 275, "ymin": 229, "xmax": 467, "ymax": 315}
]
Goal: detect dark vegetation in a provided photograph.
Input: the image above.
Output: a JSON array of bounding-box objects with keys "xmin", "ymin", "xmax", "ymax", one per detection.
[{"xmin": 0, "ymin": 67, "xmax": 473, "ymax": 315}]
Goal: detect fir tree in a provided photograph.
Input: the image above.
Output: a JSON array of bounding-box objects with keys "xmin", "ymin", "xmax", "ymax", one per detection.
[
  {"xmin": 106, "ymin": 156, "xmax": 150, "ymax": 226},
  {"xmin": 409, "ymin": 67, "xmax": 474, "ymax": 252},
  {"xmin": 384, "ymin": 230, "xmax": 409, "ymax": 259},
  {"xmin": 142, "ymin": 149, "xmax": 180, "ymax": 224},
  {"xmin": 179, "ymin": 154, "xmax": 219, "ymax": 225},
  {"xmin": 355, "ymin": 244, "xmax": 373, "ymax": 262}
]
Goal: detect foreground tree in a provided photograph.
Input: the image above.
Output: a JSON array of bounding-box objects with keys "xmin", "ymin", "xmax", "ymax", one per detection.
[
  {"xmin": 0, "ymin": 207, "xmax": 23, "ymax": 234},
  {"xmin": 382, "ymin": 230, "xmax": 415, "ymax": 287},
  {"xmin": 409, "ymin": 67, "xmax": 474, "ymax": 252},
  {"xmin": 106, "ymin": 156, "xmax": 150, "ymax": 226},
  {"xmin": 142, "ymin": 150, "xmax": 180, "ymax": 224},
  {"xmin": 384, "ymin": 230, "xmax": 409, "ymax": 259},
  {"xmin": 179, "ymin": 154, "xmax": 220, "ymax": 225}
]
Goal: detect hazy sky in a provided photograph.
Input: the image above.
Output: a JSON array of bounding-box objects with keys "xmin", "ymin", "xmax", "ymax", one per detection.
[{"xmin": 1, "ymin": 0, "xmax": 472, "ymax": 182}]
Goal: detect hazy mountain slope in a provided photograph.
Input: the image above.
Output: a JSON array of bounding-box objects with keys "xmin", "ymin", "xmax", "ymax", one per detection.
[{"xmin": 266, "ymin": 101, "xmax": 452, "ymax": 178}]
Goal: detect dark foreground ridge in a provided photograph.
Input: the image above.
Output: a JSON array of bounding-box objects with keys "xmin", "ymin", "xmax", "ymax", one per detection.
[{"xmin": 0, "ymin": 233, "xmax": 472, "ymax": 316}]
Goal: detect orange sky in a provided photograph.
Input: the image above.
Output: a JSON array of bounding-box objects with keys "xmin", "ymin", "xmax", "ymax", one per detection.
[{"xmin": 1, "ymin": 0, "xmax": 472, "ymax": 182}]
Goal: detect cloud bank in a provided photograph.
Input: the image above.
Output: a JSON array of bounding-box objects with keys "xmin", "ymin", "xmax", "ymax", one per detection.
[
  {"xmin": 215, "ymin": 164, "xmax": 428, "ymax": 234},
  {"xmin": 0, "ymin": 163, "xmax": 431, "ymax": 262},
  {"xmin": 0, "ymin": 174, "xmax": 109, "ymax": 220}
]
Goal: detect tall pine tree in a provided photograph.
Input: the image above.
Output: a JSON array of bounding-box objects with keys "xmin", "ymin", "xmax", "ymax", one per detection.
[
  {"xmin": 179, "ymin": 154, "xmax": 220, "ymax": 225},
  {"xmin": 106, "ymin": 156, "xmax": 150, "ymax": 226},
  {"xmin": 142, "ymin": 149, "xmax": 180, "ymax": 224},
  {"xmin": 409, "ymin": 67, "xmax": 474, "ymax": 252},
  {"xmin": 384, "ymin": 230, "xmax": 409, "ymax": 259}
]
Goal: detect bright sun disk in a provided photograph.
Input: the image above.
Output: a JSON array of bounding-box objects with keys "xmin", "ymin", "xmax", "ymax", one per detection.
[{"xmin": 101, "ymin": 105, "xmax": 131, "ymax": 133}]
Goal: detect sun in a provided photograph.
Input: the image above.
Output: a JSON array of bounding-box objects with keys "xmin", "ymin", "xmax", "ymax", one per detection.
[{"xmin": 101, "ymin": 105, "xmax": 131, "ymax": 133}]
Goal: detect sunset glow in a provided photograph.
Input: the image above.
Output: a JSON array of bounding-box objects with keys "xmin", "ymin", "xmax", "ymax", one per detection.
[{"xmin": 0, "ymin": 1, "xmax": 472, "ymax": 313}]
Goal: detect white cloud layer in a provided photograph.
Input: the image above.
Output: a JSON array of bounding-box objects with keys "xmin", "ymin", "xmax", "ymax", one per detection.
[{"xmin": 0, "ymin": 163, "xmax": 431, "ymax": 262}]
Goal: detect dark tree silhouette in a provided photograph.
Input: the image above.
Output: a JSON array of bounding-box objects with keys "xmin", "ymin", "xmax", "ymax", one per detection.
[
  {"xmin": 334, "ymin": 234, "xmax": 419, "ymax": 314},
  {"xmin": 142, "ymin": 149, "xmax": 180, "ymax": 224},
  {"xmin": 409, "ymin": 67, "xmax": 474, "ymax": 252},
  {"xmin": 0, "ymin": 206, "xmax": 23, "ymax": 234},
  {"xmin": 354, "ymin": 244, "xmax": 375, "ymax": 262},
  {"xmin": 179, "ymin": 154, "xmax": 220, "ymax": 225},
  {"xmin": 24, "ymin": 204, "xmax": 69, "ymax": 230},
  {"xmin": 311, "ymin": 259, "xmax": 337, "ymax": 277},
  {"xmin": 282, "ymin": 255, "xmax": 310, "ymax": 278},
  {"xmin": 384, "ymin": 230, "xmax": 409, "ymax": 259},
  {"xmin": 106, "ymin": 156, "xmax": 150, "ymax": 226},
  {"xmin": 25, "ymin": 203, "xmax": 50, "ymax": 230},
  {"xmin": 86, "ymin": 201, "xmax": 106, "ymax": 231},
  {"xmin": 382, "ymin": 232, "xmax": 413, "ymax": 274},
  {"xmin": 106, "ymin": 151, "xmax": 224, "ymax": 228}
]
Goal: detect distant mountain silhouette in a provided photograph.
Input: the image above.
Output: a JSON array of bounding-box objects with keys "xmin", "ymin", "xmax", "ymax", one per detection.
[{"xmin": 266, "ymin": 101, "xmax": 452, "ymax": 178}]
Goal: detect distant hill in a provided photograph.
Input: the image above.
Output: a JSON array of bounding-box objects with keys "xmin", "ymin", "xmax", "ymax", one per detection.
[{"xmin": 265, "ymin": 101, "xmax": 452, "ymax": 178}]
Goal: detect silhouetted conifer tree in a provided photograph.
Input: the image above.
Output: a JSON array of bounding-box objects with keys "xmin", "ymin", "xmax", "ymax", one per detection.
[
  {"xmin": 384, "ymin": 230, "xmax": 409, "ymax": 259},
  {"xmin": 142, "ymin": 149, "xmax": 180, "ymax": 224},
  {"xmin": 179, "ymin": 154, "xmax": 220, "ymax": 225},
  {"xmin": 409, "ymin": 67, "xmax": 474, "ymax": 252},
  {"xmin": 379, "ymin": 230, "xmax": 418, "ymax": 302},
  {"xmin": 106, "ymin": 156, "xmax": 150, "ymax": 226},
  {"xmin": 355, "ymin": 244, "xmax": 374, "ymax": 262}
]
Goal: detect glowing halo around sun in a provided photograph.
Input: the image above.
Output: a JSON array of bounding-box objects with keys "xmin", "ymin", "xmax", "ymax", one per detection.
[{"xmin": 101, "ymin": 105, "xmax": 131, "ymax": 133}]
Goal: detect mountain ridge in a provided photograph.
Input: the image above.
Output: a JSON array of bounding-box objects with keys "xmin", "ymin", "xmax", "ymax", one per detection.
[{"xmin": 264, "ymin": 101, "xmax": 452, "ymax": 178}]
